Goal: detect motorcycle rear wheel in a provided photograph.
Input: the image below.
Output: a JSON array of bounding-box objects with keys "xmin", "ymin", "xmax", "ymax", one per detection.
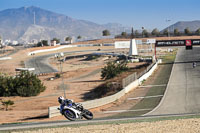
[
  {"xmin": 83, "ymin": 109, "xmax": 93, "ymax": 120},
  {"xmin": 63, "ymin": 109, "xmax": 76, "ymax": 121}
]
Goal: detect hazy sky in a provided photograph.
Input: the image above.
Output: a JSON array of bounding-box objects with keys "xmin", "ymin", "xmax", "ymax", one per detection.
[{"xmin": 0, "ymin": 0, "xmax": 200, "ymax": 30}]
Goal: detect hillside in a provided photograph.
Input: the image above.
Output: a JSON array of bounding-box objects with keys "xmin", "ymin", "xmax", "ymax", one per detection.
[
  {"xmin": 164, "ymin": 20, "xmax": 200, "ymax": 32},
  {"xmin": 0, "ymin": 6, "xmax": 128, "ymax": 43}
]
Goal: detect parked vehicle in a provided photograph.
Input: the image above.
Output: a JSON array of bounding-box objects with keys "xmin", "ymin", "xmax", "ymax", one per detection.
[{"xmin": 57, "ymin": 96, "xmax": 93, "ymax": 121}]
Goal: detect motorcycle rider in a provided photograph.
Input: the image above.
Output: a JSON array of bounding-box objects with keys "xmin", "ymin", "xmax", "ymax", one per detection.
[{"xmin": 58, "ymin": 96, "xmax": 74, "ymax": 114}]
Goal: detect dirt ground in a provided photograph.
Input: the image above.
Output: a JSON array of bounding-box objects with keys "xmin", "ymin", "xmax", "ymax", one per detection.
[
  {"xmin": 0, "ymin": 44, "xmax": 148, "ymax": 124},
  {"xmin": 11, "ymin": 118, "xmax": 200, "ymax": 133}
]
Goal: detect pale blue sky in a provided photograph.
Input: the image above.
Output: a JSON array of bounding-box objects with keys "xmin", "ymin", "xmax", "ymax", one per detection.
[{"xmin": 0, "ymin": 0, "xmax": 200, "ymax": 30}]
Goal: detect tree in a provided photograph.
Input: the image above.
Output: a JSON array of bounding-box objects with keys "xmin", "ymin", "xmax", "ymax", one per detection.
[
  {"xmin": 41, "ymin": 40, "xmax": 48, "ymax": 46},
  {"xmin": 135, "ymin": 30, "xmax": 139, "ymax": 38},
  {"xmin": 16, "ymin": 71, "xmax": 46, "ymax": 97},
  {"xmin": 52, "ymin": 38, "xmax": 60, "ymax": 44},
  {"xmin": 151, "ymin": 28, "xmax": 160, "ymax": 36},
  {"xmin": 174, "ymin": 28, "xmax": 180, "ymax": 36},
  {"xmin": 195, "ymin": 28, "xmax": 200, "ymax": 35},
  {"xmin": 0, "ymin": 71, "xmax": 46, "ymax": 97},
  {"xmin": 37, "ymin": 40, "xmax": 48, "ymax": 47},
  {"xmin": 101, "ymin": 61, "xmax": 128, "ymax": 80},
  {"xmin": 65, "ymin": 36, "xmax": 72, "ymax": 43},
  {"xmin": 131, "ymin": 27, "xmax": 134, "ymax": 38},
  {"xmin": 142, "ymin": 29, "xmax": 149, "ymax": 37},
  {"xmin": 121, "ymin": 32, "xmax": 127, "ymax": 37},
  {"xmin": 77, "ymin": 35, "xmax": 82, "ymax": 40},
  {"xmin": 102, "ymin": 29, "xmax": 111, "ymax": 36},
  {"xmin": 184, "ymin": 27, "xmax": 191, "ymax": 35},
  {"xmin": 1, "ymin": 100, "xmax": 14, "ymax": 111},
  {"xmin": 163, "ymin": 29, "xmax": 169, "ymax": 36}
]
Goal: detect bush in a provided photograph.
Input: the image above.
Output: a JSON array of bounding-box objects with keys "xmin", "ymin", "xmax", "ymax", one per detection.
[
  {"xmin": 1, "ymin": 100, "xmax": 14, "ymax": 111},
  {"xmin": 0, "ymin": 71, "xmax": 46, "ymax": 97},
  {"xmin": 55, "ymin": 73, "xmax": 61, "ymax": 78},
  {"xmin": 101, "ymin": 61, "xmax": 128, "ymax": 80}
]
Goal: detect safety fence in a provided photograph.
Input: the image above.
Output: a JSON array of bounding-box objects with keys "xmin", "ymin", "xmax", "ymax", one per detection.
[
  {"xmin": 48, "ymin": 62, "xmax": 158, "ymax": 118},
  {"xmin": 122, "ymin": 63, "xmax": 156, "ymax": 88}
]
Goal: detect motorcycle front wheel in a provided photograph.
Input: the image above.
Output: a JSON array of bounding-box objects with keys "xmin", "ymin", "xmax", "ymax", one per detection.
[
  {"xmin": 82, "ymin": 109, "xmax": 93, "ymax": 120},
  {"xmin": 63, "ymin": 109, "xmax": 76, "ymax": 121}
]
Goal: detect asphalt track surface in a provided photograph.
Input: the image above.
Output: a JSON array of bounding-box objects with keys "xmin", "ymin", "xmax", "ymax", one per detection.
[
  {"xmin": 146, "ymin": 47, "xmax": 200, "ymax": 115},
  {"xmin": 25, "ymin": 49, "xmax": 113, "ymax": 74},
  {"xmin": 0, "ymin": 113, "xmax": 200, "ymax": 131}
]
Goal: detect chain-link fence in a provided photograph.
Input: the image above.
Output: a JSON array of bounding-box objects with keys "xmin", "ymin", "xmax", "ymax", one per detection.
[{"xmin": 122, "ymin": 63, "xmax": 156, "ymax": 88}]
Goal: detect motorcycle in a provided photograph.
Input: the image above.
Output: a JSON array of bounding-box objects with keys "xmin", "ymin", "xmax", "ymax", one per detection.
[{"xmin": 58, "ymin": 100, "xmax": 93, "ymax": 121}]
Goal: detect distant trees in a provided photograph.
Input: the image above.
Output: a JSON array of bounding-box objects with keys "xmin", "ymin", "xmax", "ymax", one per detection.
[
  {"xmin": 195, "ymin": 28, "xmax": 200, "ymax": 35},
  {"xmin": 142, "ymin": 29, "xmax": 149, "ymax": 37},
  {"xmin": 151, "ymin": 28, "xmax": 160, "ymax": 36},
  {"xmin": 65, "ymin": 36, "xmax": 72, "ymax": 43},
  {"xmin": 131, "ymin": 27, "xmax": 134, "ymax": 38},
  {"xmin": 65, "ymin": 36, "xmax": 72, "ymax": 42},
  {"xmin": 163, "ymin": 29, "xmax": 169, "ymax": 36},
  {"xmin": 52, "ymin": 38, "xmax": 60, "ymax": 44},
  {"xmin": 102, "ymin": 29, "xmax": 111, "ymax": 36},
  {"xmin": 121, "ymin": 32, "xmax": 127, "ymax": 37},
  {"xmin": 77, "ymin": 35, "xmax": 82, "ymax": 40},
  {"xmin": 135, "ymin": 30, "xmax": 139, "ymax": 37},
  {"xmin": 174, "ymin": 28, "xmax": 180, "ymax": 36},
  {"xmin": 115, "ymin": 27, "xmax": 200, "ymax": 39},
  {"xmin": 37, "ymin": 40, "xmax": 48, "ymax": 47},
  {"xmin": 184, "ymin": 27, "xmax": 191, "ymax": 35}
]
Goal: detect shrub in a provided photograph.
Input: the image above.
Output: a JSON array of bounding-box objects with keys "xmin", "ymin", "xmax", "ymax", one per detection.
[
  {"xmin": 16, "ymin": 71, "xmax": 46, "ymax": 97},
  {"xmin": 101, "ymin": 61, "xmax": 128, "ymax": 80},
  {"xmin": 0, "ymin": 71, "xmax": 46, "ymax": 97},
  {"xmin": 1, "ymin": 100, "xmax": 14, "ymax": 111},
  {"xmin": 55, "ymin": 73, "xmax": 61, "ymax": 78}
]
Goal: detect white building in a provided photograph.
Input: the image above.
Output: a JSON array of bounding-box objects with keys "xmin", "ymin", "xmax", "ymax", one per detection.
[{"xmin": 50, "ymin": 40, "xmax": 60, "ymax": 46}]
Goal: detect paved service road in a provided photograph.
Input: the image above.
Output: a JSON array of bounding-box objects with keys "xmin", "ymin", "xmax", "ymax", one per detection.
[
  {"xmin": 25, "ymin": 49, "xmax": 114, "ymax": 74},
  {"xmin": 146, "ymin": 47, "xmax": 200, "ymax": 115}
]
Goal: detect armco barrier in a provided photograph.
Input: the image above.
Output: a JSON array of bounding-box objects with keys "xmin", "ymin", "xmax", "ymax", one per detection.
[
  {"xmin": 48, "ymin": 62, "xmax": 158, "ymax": 118},
  {"xmin": 28, "ymin": 45, "xmax": 77, "ymax": 56}
]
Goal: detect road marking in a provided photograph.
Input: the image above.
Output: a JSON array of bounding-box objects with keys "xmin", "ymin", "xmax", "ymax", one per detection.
[
  {"xmin": 128, "ymin": 95, "xmax": 163, "ymax": 100},
  {"xmin": 102, "ymin": 108, "xmax": 152, "ymax": 113},
  {"xmin": 139, "ymin": 84, "xmax": 167, "ymax": 88}
]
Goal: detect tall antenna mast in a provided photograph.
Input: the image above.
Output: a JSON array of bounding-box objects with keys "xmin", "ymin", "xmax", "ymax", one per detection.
[{"xmin": 33, "ymin": 11, "xmax": 36, "ymax": 25}]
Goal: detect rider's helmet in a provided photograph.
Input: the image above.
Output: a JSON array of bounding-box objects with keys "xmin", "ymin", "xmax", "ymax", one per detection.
[{"xmin": 58, "ymin": 96, "xmax": 65, "ymax": 104}]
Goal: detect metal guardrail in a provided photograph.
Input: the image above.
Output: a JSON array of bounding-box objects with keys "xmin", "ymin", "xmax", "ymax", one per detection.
[{"xmin": 48, "ymin": 62, "xmax": 158, "ymax": 118}]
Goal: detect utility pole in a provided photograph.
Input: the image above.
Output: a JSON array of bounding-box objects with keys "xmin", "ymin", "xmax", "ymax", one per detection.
[
  {"xmin": 33, "ymin": 12, "xmax": 36, "ymax": 25},
  {"xmin": 166, "ymin": 19, "xmax": 171, "ymax": 38}
]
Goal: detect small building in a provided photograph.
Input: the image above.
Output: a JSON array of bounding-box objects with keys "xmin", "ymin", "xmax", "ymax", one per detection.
[{"xmin": 50, "ymin": 40, "xmax": 60, "ymax": 46}]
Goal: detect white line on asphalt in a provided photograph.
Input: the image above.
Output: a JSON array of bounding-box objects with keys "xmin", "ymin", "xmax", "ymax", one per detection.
[
  {"xmin": 139, "ymin": 84, "xmax": 167, "ymax": 88},
  {"xmin": 102, "ymin": 108, "xmax": 153, "ymax": 113},
  {"xmin": 128, "ymin": 95, "xmax": 164, "ymax": 100}
]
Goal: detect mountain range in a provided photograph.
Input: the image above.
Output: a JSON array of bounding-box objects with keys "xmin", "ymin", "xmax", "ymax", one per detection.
[
  {"xmin": 0, "ymin": 6, "xmax": 128, "ymax": 43},
  {"xmin": 1, "ymin": 6, "xmax": 200, "ymax": 43},
  {"xmin": 165, "ymin": 20, "xmax": 200, "ymax": 33}
]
